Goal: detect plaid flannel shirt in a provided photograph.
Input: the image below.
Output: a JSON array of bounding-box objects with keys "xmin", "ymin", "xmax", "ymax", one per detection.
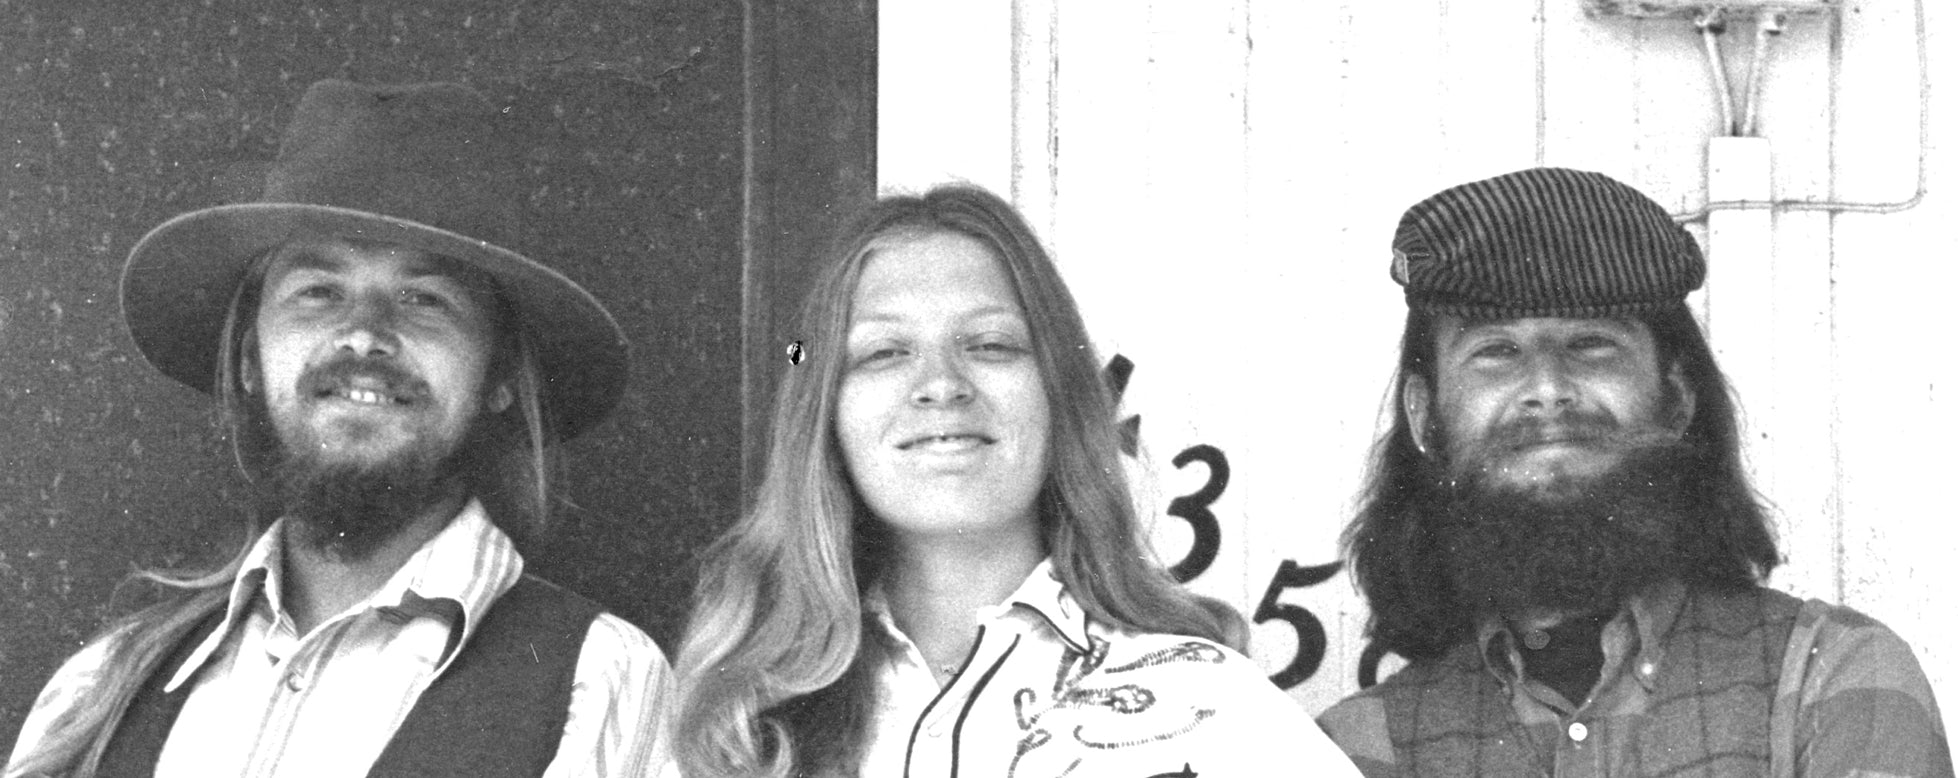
[{"xmin": 1318, "ymin": 580, "xmax": 1952, "ymax": 777}]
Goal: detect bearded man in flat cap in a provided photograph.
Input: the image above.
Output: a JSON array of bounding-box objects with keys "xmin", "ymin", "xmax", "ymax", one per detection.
[
  {"xmin": 6, "ymin": 80, "xmax": 667, "ymax": 777},
  {"xmin": 1317, "ymin": 167, "xmax": 1951, "ymax": 777}
]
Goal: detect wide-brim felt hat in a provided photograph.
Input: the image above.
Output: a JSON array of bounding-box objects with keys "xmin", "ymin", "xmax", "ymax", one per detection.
[{"xmin": 122, "ymin": 79, "xmax": 629, "ymax": 442}]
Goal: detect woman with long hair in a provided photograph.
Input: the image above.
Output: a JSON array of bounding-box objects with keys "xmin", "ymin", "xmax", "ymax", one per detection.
[{"xmin": 671, "ymin": 184, "xmax": 1356, "ymax": 776}]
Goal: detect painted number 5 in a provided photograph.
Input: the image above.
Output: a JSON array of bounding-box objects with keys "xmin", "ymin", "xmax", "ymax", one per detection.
[{"xmin": 1254, "ymin": 559, "xmax": 1341, "ymax": 689}]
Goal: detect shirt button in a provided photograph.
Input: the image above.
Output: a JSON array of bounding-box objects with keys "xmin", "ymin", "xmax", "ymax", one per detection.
[
  {"xmin": 1568, "ymin": 722, "xmax": 1589, "ymax": 742},
  {"xmin": 284, "ymin": 672, "xmax": 307, "ymax": 692},
  {"xmin": 1639, "ymin": 661, "xmax": 1657, "ymax": 677}
]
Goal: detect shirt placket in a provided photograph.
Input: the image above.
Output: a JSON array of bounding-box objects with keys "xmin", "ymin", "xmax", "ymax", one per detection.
[
  {"xmin": 237, "ymin": 609, "xmax": 356, "ymax": 774},
  {"xmin": 903, "ymin": 623, "xmax": 1021, "ymax": 778},
  {"xmin": 244, "ymin": 595, "xmax": 420, "ymax": 768},
  {"xmin": 1516, "ymin": 618, "xmax": 1648, "ymax": 778},
  {"xmin": 1545, "ymin": 706, "xmax": 1605, "ymax": 778}
]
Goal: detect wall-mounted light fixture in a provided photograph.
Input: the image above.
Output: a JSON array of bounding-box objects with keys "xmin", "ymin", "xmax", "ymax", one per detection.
[
  {"xmin": 1582, "ymin": 0, "xmax": 1923, "ymax": 221},
  {"xmin": 1582, "ymin": 0, "xmax": 1837, "ymax": 19}
]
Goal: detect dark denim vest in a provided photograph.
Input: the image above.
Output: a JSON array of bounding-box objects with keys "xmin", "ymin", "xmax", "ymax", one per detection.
[{"xmin": 96, "ymin": 575, "xmax": 603, "ymax": 778}]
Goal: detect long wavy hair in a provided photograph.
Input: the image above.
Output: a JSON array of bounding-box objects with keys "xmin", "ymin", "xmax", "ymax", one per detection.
[
  {"xmin": 673, "ymin": 184, "xmax": 1247, "ymax": 777},
  {"xmin": 1344, "ymin": 304, "xmax": 1781, "ymax": 662},
  {"xmin": 9, "ymin": 241, "xmax": 556, "ymax": 778}
]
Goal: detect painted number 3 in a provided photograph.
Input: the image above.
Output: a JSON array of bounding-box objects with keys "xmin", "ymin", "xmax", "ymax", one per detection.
[
  {"xmin": 1165, "ymin": 445, "xmax": 1340, "ymax": 690},
  {"xmin": 1105, "ymin": 355, "xmax": 1353, "ymax": 690},
  {"xmin": 1166, "ymin": 444, "xmax": 1226, "ymax": 584}
]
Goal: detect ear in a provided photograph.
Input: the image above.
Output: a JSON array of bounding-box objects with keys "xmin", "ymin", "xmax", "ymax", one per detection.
[
  {"xmin": 1403, "ymin": 374, "xmax": 1435, "ymax": 457},
  {"xmin": 239, "ymin": 337, "xmax": 261, "ymax": 396},
  {"xmin": 488, "ymin": 383, "xmax": 514, "ymax": 413},
  {"xmin": 1664, "ymin": 361, "xmax": 1697, "ymax": 434}
]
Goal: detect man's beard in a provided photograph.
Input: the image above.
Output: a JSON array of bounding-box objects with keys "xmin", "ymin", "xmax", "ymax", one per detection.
[
  {"xmin": 259, "ymin": 358, "xmax": 482, "ymax": 562},
  {"xmin": 272, "ymin": 437, "xmax": 470, "ymax": 562},
  {"xmin": 1431, "ymin": 441, "xmax": 1695, "ymax": 618}
]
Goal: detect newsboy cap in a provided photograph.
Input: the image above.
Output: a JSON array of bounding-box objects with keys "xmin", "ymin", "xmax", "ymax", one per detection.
[
  {"xmin": 1390, "ymin": 167, "xmax": 1705, "ymax": 318},
  {"xmin": 122, "ymin": 79, "xmax": 630, "ymax": 442}
]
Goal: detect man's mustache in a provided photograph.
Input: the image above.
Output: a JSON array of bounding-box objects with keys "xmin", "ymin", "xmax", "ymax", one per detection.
[
  {"xmin": 296, "ymin": 356, "xmax": 431, "ymax": 404},
  {"xmin": 1472, "ymin": 411, "xmax": 1680, "ymax": 452},
  {"xmin": 1482, "ymin": 412, "xmax": 1617, "ymax": 449}
]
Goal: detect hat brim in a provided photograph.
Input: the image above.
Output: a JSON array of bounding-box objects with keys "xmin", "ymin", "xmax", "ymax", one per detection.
[{"xmin": 121, "ymin": 202, "xmax": 630, "ymax": 442}]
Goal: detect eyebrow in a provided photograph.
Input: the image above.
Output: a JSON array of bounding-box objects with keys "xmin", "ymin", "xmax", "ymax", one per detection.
[
  {"xmin": 1443, "ymin": 316, "xmax": 1640, "ymax": 344},
  {"xmin": 269, "ymin": 245, "xmax": 475, "ymax": 284},
  {"xmin": 848, "ymin": 303, "xmax": 1024, "ymax": 328},
  {"xmin": 268, "ymin": 247, "xmax": 343, "ymax": 275}
]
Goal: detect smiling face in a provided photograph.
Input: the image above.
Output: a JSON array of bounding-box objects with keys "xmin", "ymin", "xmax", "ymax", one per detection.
[
  {"xmin": 835, "ymin": 230, "xmax": 1051, "ymax": 541},
  {"xmin": 1408, "ymin": 315, "xmax": 1695, "ymax": 496},
  {"xmin": 252, "ymin": 238, "xmax": 506, "ymax": 472}
]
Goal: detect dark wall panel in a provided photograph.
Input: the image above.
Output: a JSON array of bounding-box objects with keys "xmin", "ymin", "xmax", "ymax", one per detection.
[{"xmin": 0, "ymin": 0, "xmax": 765, "ymax": 747}]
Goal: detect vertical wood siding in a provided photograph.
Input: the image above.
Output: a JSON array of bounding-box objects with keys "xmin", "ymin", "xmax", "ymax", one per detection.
[{"xmin": 881, "ymin": 0, "xmax": 1952, "ymax": 731}]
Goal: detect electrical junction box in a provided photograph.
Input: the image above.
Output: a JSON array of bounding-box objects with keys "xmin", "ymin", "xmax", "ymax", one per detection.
[{"xmin": 1584, "ymin": 0, "xmax": 1839, "ymax": 19}]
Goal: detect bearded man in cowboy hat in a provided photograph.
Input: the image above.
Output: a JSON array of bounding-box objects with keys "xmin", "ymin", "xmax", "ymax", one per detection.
[
  {"xmin": 1316, "ymin": 168, "xmax": 1951, "ymax": 777},
  {"xmin": 6, "ymin": 79, "xmax": 667, "ymax": 778}
]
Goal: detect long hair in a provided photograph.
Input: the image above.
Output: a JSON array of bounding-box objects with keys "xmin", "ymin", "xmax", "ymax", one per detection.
[
  {"xmin": 1344, "ymin": 303, "xmax": 1781, "ymax": 661},
  {"xmin": 10, "ymin": 242, "xmax": 557, "ymax": 778},
  {"xmin": 673, "ymin": 184, "xmax": 1247, "ymax": 777}
]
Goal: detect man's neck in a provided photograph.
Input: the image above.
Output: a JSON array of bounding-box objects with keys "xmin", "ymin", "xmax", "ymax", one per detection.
[
  {"xmin": 1505, "ymin": 607, "xmax": 1616, "ymax": 708},
  {"xmin": 281, "ymin": 490, "xmax": 469, "ymax": 635}
]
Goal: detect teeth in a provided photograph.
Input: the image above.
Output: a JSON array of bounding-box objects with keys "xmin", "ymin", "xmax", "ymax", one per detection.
[
  {"xmin": 345, "ymin": 388, "xmax": 387, "ymax": 405},
  {"xmin": 908, "ymin": 434, "xmax": 986, "ymax": 451}
]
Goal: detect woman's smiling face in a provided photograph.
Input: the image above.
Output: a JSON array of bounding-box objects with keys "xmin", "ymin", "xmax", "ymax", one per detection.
[{"xmin": 835, "ymin": 230, "xmax": 1050, "ymax": 541}]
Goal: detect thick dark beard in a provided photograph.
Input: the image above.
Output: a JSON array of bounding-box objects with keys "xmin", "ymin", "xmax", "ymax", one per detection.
[
  {"xmin": 1434, "ymin": 443, "xmax": 1694, "ymax": 618},
  {"xmin": 258, "ymin": 386, "xmax": 481, "ymax": 563},
  {"xmin": 272, "ymin": 443, "xmax": 467, "ymax": 562}
]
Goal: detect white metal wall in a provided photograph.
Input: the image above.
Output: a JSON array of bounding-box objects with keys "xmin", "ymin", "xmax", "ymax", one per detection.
[{"xmin": 880, "ymin": 0, "xmax": 1953, "ymax": 732}]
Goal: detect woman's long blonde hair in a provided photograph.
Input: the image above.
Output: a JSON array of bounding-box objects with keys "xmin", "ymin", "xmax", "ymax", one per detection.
[{"xmin": 672, "ymin": 184, "xmax": 1247, "ymax": 777}]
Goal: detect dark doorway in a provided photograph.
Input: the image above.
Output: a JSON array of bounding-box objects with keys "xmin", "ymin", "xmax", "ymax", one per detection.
[{"xmin": 0, "ymin": 0, "xmax": 873, "ymax": 746}]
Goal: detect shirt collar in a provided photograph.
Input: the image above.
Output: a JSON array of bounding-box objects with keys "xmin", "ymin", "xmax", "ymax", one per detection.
[
  {"xmin": 864, "ymin": 558, "xmax": 1095, "ymax": 654},
  {"xmin": 166, "ymin": 498, "xmax": 524, "ymax": 690},
  {"xmin": 999, "ymin": 558, "xmax": 1094, "ymax": 652},
  {"xmin": 1474, "ymin": 578, "xmax": 1688, "ymax": 694}
]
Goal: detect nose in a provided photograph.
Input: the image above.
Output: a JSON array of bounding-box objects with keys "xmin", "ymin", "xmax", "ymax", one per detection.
[
  {"xmin": 333, "ymin": 293, "xmax": 401, "ymax": 358},
  {"xmin": 910, "ymin": 349, "xmax": 974, "ymax": 407},
  {"xmin": 1517, "ymin": 351, "xmax": 1577, "ymax": 413}
]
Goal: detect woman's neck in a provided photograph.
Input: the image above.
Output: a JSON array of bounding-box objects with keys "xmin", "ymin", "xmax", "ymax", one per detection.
[{"xmin": 882, "ymin": 527, "xmax": 1044, "ymax": 683}]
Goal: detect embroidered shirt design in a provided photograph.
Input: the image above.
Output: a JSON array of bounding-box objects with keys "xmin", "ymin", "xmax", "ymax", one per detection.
[{"xmin": 1007, "ymin": 637, "xmax": 1225, "ymax": 778}]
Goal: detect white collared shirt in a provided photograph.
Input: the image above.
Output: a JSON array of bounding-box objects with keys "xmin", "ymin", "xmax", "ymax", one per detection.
[
  {"xmin": 7, "ymin": 500, "xmax": 672, "ymax": 778},
  {"xmin": 859, "ymin": 560, "xmax": 1360, "ymax": 777}
]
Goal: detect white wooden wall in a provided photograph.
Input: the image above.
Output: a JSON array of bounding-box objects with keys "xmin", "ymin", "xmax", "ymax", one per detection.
[{"xmin": 880, "ymin": 0, "xmax": 1954, "ymax": 732}]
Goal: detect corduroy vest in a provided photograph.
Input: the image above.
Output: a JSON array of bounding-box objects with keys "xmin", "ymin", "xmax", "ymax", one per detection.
[
  {"xmin": 94, "ymin": 575, "xmax": 603, "ymax": 778},
  {"xmin": 1377, "ymin": 586, "xmax": 1802, "ymax": 777}
]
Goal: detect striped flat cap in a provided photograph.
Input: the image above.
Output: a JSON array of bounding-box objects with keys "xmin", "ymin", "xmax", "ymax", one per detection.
[{"xmin": 1390, "ymin": 167, "xmax": 1704, "ymax": 318}]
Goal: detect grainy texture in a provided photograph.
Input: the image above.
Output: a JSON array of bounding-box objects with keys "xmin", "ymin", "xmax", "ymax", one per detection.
[{"xmin": 0, "ymin": 0, "xmax": 759, "ymax": 749}]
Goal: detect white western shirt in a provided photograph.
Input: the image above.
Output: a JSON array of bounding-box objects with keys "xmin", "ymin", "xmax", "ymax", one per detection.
[
  {"xmin": 859, "ymin": 560, "xmax": 1360, "ymax": 777},
  {"xmin": 7, "ymin": 499, "xmax": 672, "ymax": 777}
]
